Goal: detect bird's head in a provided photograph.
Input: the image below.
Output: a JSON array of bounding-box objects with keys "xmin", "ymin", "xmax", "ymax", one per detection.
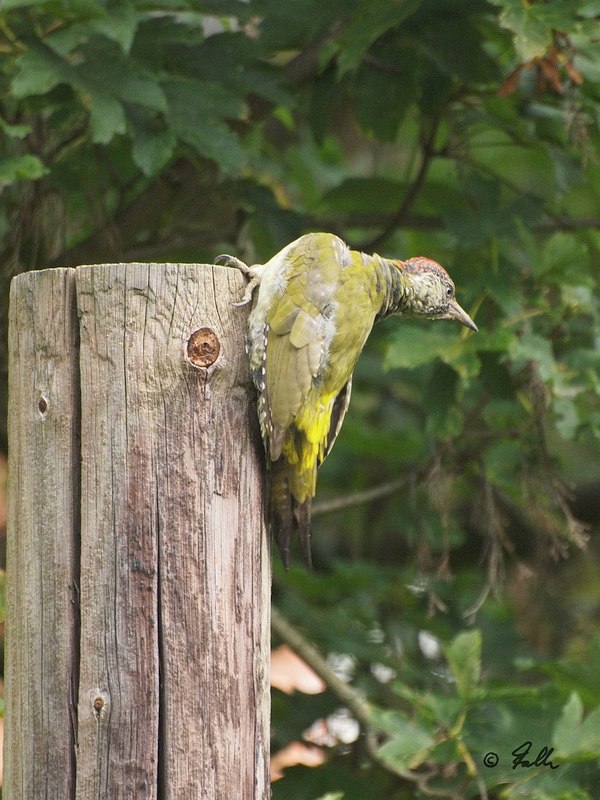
[{"xmin": 399, "ymin": 257, "xmax": 477, "ymax": 332}]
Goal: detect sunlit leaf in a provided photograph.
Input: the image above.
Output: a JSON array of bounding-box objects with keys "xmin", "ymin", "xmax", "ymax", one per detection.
[
  {"xmin": 445, "ymin": 629, "xmax": 482, "ymax": 701},
  {"xmin": 0, "ymin": 154, "xmax": 47, "ymax": 183},
  {"xmin": 553, "ymin": 693, "xmax": 600, "ymax": 762}
]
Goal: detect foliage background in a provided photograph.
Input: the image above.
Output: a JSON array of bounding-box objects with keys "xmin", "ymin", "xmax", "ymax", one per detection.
[{"xmin": 1, "ymin": 0, "xmax": 600, "ymax": 797}]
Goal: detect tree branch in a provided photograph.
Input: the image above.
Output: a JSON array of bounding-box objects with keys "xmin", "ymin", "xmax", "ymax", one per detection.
[
  {"xmin": 312, "ymin": 476, "xmax": 410, "ymax": 518},
  {"xmin": 357, "ymin": 111, "xmax": 444, "ymax": 252},
  {"xmin": 271, "ymin": 606, "xmax": 474, "ymax": 798},
  {"xmin": 271, "ymin": 606, "xmax": 372, "ymax": 729}
]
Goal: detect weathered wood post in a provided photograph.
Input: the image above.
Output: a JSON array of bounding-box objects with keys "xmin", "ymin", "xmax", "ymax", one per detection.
[{"xmin": 5, "ymin": 263, "xmax": 270, "ymax": 799}]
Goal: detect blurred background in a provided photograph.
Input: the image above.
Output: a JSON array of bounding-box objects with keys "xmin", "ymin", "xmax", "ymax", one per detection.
[{"xmin": 1, "ymin": 1, "xmax": 600, "ymax": 797}]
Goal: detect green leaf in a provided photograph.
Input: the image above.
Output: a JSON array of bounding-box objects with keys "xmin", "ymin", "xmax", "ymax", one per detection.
[
  {"xmin": 354, "ymin": 59, "xmax": 416, "ymax": 141},
  {"xmin": 554, "ymin": 693, "xmax": 584, "ymax": 743},
  {"xmin": 553, "ymin": 693, "xmax": 600, "ymax": 762},
  {"xmin": 163, "ymin": 78, "xmax": 245, "ymax": 120},
  {"xmin": 164, "ymin": 81, "xmax": 245, "ymax": 172},
  {"xmin": 336, "ymin": 0, "xmax": 425, "ymax": 75},
  {"xmin": 384, "ymin": 324, "xmax": 480, "ymax": 381},
  {"xmin": 509, "ymin": 333, "xmax": 556, "ymax": 383},
  {"xmin": 119, "ymin": 75, "xmax": 167, "ymax": 112},
  {"xmin": 88, "ymin": 94, "xmax": 127, "ymax": 143},
  {"xmin": 493, "ymin": 1, "xmax": 551, "ymax": 60},
  {"xmin": 11, "ymin": 48, "xmax": 66, "ymax": 97},
  {"xmin": 490, "ymin": 0, "xmax": 584, "ymax": 61},
  {"xmin": 370, "ymin": 707, "xmax": 435, "ymax": 773},
  {"xmin": 131, "ymin": 127, "xmax": 176, "ymax": 176},
  {"xmin": 0, "ymin": 154, "xmax": 48, "ymax": 183},
  {"xmin": 385, "ymin": 326, "xmax": 454, "ymax": 369},
  {"xmin": 538, "ymin": 232, "xmax": 589, "ymax": 279},
  {"xmin": 554, "ymin": 397, "xmax": 580, "ymax": 440},
  {"xmin": 393, "ymin": 683, "xmax": 463, "ymax": 728},
  {"xmin": 418, "ymin": 9, "xmax": 500, "ymax": 83},
  {"xmin": 88, "ymin": 3, "xmax": 141, "ymax": 53},
  {"xmin": 483, "ymin": 440, "xmax": 524, "ymax": 490},
  {"xmin": 423, "ymin": 362, "xmax": 462, "ymax": 440},
  {"xmin": 256, "ymin": 0, "xmax": 353, "ymax": 51},
  {"xmin": 0, "ymin": 118, "xmax": 33, "ymax": 139},
  {"xmin": 77, "ymin": 58, "xmax": 168, "ymax": 112},
  {"xmin": 445, "ymin": 630, "xmax": 482, "ymax": 701}
]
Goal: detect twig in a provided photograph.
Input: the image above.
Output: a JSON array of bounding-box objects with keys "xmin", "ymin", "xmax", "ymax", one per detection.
[
  {"xmin": 271, "ymin": 606, "xmax": 470, "ymax": 798},
  {"xmin": 358, "ymin": 110, "xmax": 443, "ymax": 252},
  {"xmin": 271, "ymin": 606, "xmax": 372, "ymax": 728},
  {"xmin": 312, "ymin": 476, "xmax": 410, "ymax": 518}
]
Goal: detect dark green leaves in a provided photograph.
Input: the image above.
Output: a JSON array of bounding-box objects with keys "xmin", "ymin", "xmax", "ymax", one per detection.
[
  {"xmin": 334, "ymin": 0, "xmax": 425, "ymax": 76},
  {"xmin": 7, "ymin": 11, "xmax": 267, "ymax": 174}
]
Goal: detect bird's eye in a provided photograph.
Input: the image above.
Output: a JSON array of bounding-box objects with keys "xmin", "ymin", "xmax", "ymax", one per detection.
[{"xmin": 446, "ymin": 286, "xmax": 454, "ymax": 298}]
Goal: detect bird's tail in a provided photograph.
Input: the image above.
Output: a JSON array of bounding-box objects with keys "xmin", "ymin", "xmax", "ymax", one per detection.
[{"xmin": 268, "ymin": 459, "xmax": 314, "ymax": 568}]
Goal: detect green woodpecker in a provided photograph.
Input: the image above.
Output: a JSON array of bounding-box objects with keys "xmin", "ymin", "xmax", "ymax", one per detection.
[{"xmin": 216, "ymin": 232, "xmax": 477, "ymax": 567}]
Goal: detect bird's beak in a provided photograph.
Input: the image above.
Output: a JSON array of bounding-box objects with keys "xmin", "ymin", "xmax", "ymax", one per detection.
[{"xmin": 448, "ymin": 300, "xmax": 478, "ymax": 332}]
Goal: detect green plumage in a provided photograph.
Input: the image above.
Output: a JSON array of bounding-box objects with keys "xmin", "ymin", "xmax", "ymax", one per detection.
[{"xmin": 216, "ymin": 232, "xmax": 477, "ymax": 566}]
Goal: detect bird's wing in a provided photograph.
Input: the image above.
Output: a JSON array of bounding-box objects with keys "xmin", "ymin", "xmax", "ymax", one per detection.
[
  {"xmin": 321, "ymin": 376, "xmax": 352, "ymax": 465},
  {"xmin": 258, "ymin": 234, "xmax": 347, "ymax": 460}
]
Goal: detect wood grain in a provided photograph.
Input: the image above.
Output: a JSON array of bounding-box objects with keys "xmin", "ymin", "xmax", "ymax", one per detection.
[
  {"xmin": 5, "ymin": 268, "xmax": 80, "ymax": 799},
  {"xmin": 6, "ymin": 263, "xmax": 270, "ymax": 799},
  {"xmin": 75, "ymin": 263, "xmax": 270, "ymax": 799}
]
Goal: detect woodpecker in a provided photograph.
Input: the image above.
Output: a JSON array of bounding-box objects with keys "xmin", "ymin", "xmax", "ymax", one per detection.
[{"xmin": 216, "ymin": 232, "xmax": 477, "ymax": 567}]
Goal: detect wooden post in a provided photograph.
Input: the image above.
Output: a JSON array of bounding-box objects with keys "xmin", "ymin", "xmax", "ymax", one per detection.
[{"xmin": 5, "ymin": 263, "xmax": 270, "ymax": 800}]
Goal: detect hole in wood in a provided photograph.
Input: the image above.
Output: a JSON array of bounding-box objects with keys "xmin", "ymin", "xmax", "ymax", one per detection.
[
  {"xmin": 187, "ymin": 327, "xmax": 220, "ymax": 368},
  {"xmin": 38, "ymin": 396, "xmax": 48, "ymax": 415}
]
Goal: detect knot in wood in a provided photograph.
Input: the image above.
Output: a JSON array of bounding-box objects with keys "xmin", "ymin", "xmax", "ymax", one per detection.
[
  {"xmin": 93, "ymin": 694, "xmax": 105, "ymax": 716},
  {"xmin": 187, "ymin": 327, "xmax": 220, "ymax": 368}
]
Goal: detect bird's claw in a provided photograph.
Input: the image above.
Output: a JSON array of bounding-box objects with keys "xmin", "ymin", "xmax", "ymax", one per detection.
[
  {"xmin": 232, "ymin": 276, "xmax": 260, "ymax": 306},
  {"xmin": 215, "ymin": 253, "xmax": 260, "ymax": 306},
  {"xmin": 215, "ymin": 253, "xmax": 252, "ymax": 275}
]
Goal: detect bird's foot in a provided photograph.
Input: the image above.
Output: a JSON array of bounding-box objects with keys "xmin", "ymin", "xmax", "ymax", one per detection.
[
  {"xmin": 215, "ymin": 253, "xmax": 252, "ymax": 275},
  {"xmin": 215, "ymin": 253, "xmax": 260, "ymax": 306},
  {"xmin": 232, "ymin": 276, "xmax": 260, "ymax": 306}
]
